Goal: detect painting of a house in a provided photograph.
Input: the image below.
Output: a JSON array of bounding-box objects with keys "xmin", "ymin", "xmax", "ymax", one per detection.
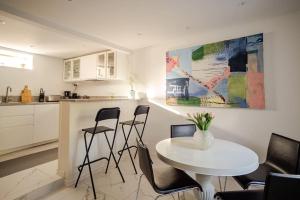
[{"xmin": 166, "ymin": 33, "xmax": 265, "ymax": 109}]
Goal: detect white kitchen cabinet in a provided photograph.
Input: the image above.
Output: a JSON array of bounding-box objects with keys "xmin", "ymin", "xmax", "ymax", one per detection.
[
  {"xmin": 96, "ymin": 52, "xmax": 107, "ymax": 79},
  {"xmin": 63, "ymin": 59, "xmax": 72, "ymax": 81},
  {"xmin": 34, "ymin": 104, "xmax": 59, "ymax": 143},
  {"xmin": 0, "ymin": 104, "xmax": 59, "ymax": 153},
  {"xmin": 106, "ymin": 51, "xmax": 116, "ymax": 79},
  {"xmin": 63, "ymin": 50, "xmax": 128, "ymax": 82},
  {"xmin": 0, "ymin": 105, "xmax": 34, "ymax": 151},
  {"xmin": 72, "ymin": 59, "xmax": 81, "ymax": 80},
  {"xmin": 81, "ymin": 54, "xmax": 97, "ymax": 80},
  {"xmin": 96, "ymin": 51, "xmax": 128, "ymax": 80}
]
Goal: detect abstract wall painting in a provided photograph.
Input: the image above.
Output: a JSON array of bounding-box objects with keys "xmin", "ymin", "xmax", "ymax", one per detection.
[{"xmin": 166, "ymin": 33, "xmax": 265, "ymax": 109}]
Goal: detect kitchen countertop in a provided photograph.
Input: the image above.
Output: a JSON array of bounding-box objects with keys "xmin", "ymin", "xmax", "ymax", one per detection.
[
  {"xmin": 60, "ymin": 96, "xmax": 133, "ymax": 102},
  {"xmin": 0, "ymin": 101, "xmax": 59, "ymax": 106}
]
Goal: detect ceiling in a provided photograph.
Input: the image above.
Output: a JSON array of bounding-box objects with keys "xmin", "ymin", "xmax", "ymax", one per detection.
[
  {"xmin": 0, "ymin": 11, "xmax": 109, "ymax": 58},
  {"xmin": 0, "ymin": 0, "xmax": 300, "ymax": 58}
]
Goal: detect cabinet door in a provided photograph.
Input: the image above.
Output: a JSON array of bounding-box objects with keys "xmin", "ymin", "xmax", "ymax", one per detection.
[
  {"xmin": 80, "ymin": 54, "xmax": 97, "ymax": 80},
  {"xmin": 115, "ymin": 51, "xmax": 129, "ymax": 80},
  {"xmin": 0, "ymin": 106, "xmax": 34, "ymax": 151},
  {"xmin": 72, "ymin": 59, "xmax": 81, "ymax": 80},
  {"xmin": 63, "ymin": 60, "xmax": 72, "ymax": 81},
  {"xmin": 97, "ymin": 52, "xmax": 107, "ymax": 79},
  {"xmin": 107, "ymin": 51, "xmax": 117, "ymax": 79},
  {"xmin": 34, "ymin": 104, "xmax": 59, "ymax": 143}
]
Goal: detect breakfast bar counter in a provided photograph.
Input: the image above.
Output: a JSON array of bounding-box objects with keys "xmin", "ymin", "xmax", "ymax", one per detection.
[{"xmin": 58, "ymin": 97, "xmax": 137, "ymax": 185}]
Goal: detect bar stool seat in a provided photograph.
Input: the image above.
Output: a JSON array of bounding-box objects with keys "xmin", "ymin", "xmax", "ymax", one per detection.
[
  {"xmin": 119, "ymin": 120, "xmax": 144, "ymax": 126},
  {"xmin": 82, "ymin": 126, "xmax": 114, "ymax": 134}
]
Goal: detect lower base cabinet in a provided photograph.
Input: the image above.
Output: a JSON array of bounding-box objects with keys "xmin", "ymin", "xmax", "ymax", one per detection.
[
  {"xmin": 0, "ymin": 104, "xmax": 59, "ymax": 152},
  {"xmin": 34, "ymin": 104, "xmax": 59, "ymax": 143}
]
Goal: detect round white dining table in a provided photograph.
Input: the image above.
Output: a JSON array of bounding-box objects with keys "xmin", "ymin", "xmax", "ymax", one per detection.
[{"xmin": 156, "ymin": 137, "xmax": 259, "ymax": 200}]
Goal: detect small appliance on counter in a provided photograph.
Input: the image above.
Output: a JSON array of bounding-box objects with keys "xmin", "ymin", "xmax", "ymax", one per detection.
[
  {"xmin": 63, "ymin": 91, "xmax": 80, "ymax": 99},
  {"xmin": 46, "ymin": 95, "xmax": 61, "ymax": 102},
  {"xmin": 39, "ymin": 88, "xmax": 45, "ymax": 102},
  {"xmin": 72, "ymin": 93, "xmax": 78, "ymax": 99},
  {"xmin": 64, "ymin": 91, "xmax": 71, "ymax": 98}
]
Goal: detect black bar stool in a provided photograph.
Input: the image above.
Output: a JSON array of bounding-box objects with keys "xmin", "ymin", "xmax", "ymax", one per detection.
[
  {"xmin": 117, "ymin": 105, "xmax": 150, "ymax": 174},
  {"xmin": 74, "ymin": 107, "xmax": 125, "ymax": 200}
]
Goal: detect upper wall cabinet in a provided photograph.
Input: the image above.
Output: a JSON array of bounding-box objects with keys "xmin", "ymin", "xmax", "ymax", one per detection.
[{"xmin": 63, "ymin": 50, "xmax": 128, "ymax": 82}]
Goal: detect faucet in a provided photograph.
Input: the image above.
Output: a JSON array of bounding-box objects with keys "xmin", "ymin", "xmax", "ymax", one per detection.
[{"xmin": 5, "ymin": 86, "xmax": 12, "ymax": 103}]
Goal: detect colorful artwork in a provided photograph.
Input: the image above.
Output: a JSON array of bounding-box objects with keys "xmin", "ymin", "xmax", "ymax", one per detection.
[{"xmin": 166, "ymin": 33, "xmax": 265, "ymax": 109}]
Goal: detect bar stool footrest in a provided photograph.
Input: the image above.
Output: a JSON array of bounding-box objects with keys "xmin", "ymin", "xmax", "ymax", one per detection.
[
  {"xmin": 117, "ymin": 145, "xmax": 137, "ymax": 156},
  {"xmin": 78, "ymin": 157, "xmax": 109, "ymax": 171}
]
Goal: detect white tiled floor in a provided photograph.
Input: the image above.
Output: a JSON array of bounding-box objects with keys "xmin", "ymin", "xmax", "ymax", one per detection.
[
  {"xmin": 41, "ymin": 154, "xmax": 243, "ymax": 200},
  {"xmin": 0, "ymin": 142, "xmax": 58, "ymax": 162},
  {"xmin": 0, "ymin": 160, "xmax": 62, "ymax": 200}
]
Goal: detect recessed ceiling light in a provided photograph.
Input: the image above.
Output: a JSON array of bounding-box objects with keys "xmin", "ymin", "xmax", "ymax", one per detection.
[
  {"xmin": 0, "ymin": 20, "xmax": 6, "ymax": 25},
  {"xmin": 238, "ymin": 1, "xmax": 246, "ymax": 6}
]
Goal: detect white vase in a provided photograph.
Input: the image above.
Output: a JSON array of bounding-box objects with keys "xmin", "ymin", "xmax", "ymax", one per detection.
[
  {"xmin": 129, "ymin": 89, "xmax": 135, "ymax": 99},
  {"xmin": 193, "ymin": 129, "xmax": 215, "ymax": 150}
]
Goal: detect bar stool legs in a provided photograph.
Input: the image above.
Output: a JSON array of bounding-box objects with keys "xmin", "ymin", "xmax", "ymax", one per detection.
[
  {"xmin": 75, "ymin": 131, "xmax": 125, "ymax": 200},
  {"xmin": 75, "ymin": 132, "xmax": 97, "ymax": 199},
  {"xmin": 133, "ymin": 124, "xmax": 145, "ymax": 158},
  {"xmin": 117, "ymin": 124, "xmax": 137, "ymax": 174},
  {"xmin": 103, "ymin": 132, "xmax": 125, "ymax": 182}
]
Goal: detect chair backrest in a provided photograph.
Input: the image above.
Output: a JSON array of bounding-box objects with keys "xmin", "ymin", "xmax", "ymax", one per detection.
[
  {"xmin": 136, "ymin": 139, "xmax": 156, "ymax": 188},
  {"xmin": 264, "ymin": 173, "xmax": 300, "ymax": 200},
  {"xmin": 134, "ymin": 105, "xmax": 150, "ymax": 116},
  {"xmin": 95, "ymin": 107, "xmax": 120, "ymax": 122},
  {"xmin": 266, "ymin": 133, "xmax": 300, "ymax": 174},
  {"xmin": 171, "ymin": 124, "xmax": 196, "ymax": 138}
]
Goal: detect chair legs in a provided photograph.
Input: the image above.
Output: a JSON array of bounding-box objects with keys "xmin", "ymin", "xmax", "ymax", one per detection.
[
  {"xmin": 136, "ymin": 174, "xmax": 200, "ymax": 200},
  {"xmin": 135, "ymin": 174, "xmax": 144, "ymax": 200}
]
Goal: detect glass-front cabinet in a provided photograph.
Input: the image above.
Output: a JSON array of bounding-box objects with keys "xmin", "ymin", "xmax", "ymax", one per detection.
[
  {"xmin": 107, "ymin": 51, "xmax": 116, "ymax": 79},
  {"xmin": 72, "ymin": 59, "xmax": 80, "ymax": 80},
  {"xmin": 63, "ymin": 50, "xmax": 128, "ymax": 82},
  {"xmin": 63, "ymin": 60, "xmax": 72, "ymax": 81},
  {"xmin": 97, "ymin": 52, "xmax": 107, "ymax": 79}
]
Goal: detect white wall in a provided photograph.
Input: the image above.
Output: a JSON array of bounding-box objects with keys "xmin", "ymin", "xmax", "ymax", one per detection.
[
  {"xmin": 132, "ymin": 11, "xmax": 300, "ymax": 161},
  {"xmin": 0, "ymin": 53, "xmax": 72, "ymax": 96},
  {"xmin": 74, "ymin": 80, "xmax": 131, "ymax": 97}
]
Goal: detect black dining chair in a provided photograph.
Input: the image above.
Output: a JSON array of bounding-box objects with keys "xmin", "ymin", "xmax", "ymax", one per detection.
[
  {"xmin": 233, "ymin": 133, "xmax": 300, "ymax": 189},
  {"xmin": 135, "ymin": 139, "xmax": 201, "ymax": 200},
  {"xmin": 215, "ymin": 173, "xmax": 300, "ymax": 200},
  {"xmin": 170, "ymin": 124, "xmax": 196, "ymax": 138}
]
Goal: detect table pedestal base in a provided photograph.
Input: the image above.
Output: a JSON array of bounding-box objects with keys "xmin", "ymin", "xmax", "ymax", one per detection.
[{"xmin": 193, "ymin": 174, "xmax": 215, "ymax": 200}]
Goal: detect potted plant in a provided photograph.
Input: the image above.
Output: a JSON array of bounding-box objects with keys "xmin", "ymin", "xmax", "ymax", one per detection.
[{"xmin": 187, "ymin": 112, "xmax": 215, "ymax": 150}]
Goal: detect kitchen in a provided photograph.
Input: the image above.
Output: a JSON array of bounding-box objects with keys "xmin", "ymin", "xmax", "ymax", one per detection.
[
  {"xmin": 0, "ymin": 9, "xmax": 137, "ymax": 199},
  {"xmin": 1, "ymin": 1, "xmax": 300, "ymax": 200}
]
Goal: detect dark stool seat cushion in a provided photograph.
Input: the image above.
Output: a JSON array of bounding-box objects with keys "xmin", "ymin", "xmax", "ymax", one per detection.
[
  {"xmin": 215, "ymin": 189, "xmax": 264, "ymax": 200},
  {"xmin": 154, "ymin": 166, "xmax": 201, "ymax": 194},
  {"xmin": 82, "ymin": 126, "xmax": 114, "ymax": 134},
  {"xmin": 120, "ymin": 120, "xmax": 144, "ymax": 126},
  {"xmin": 234, "ymin": 163, "xmax": 285, "ymax": 189}
]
